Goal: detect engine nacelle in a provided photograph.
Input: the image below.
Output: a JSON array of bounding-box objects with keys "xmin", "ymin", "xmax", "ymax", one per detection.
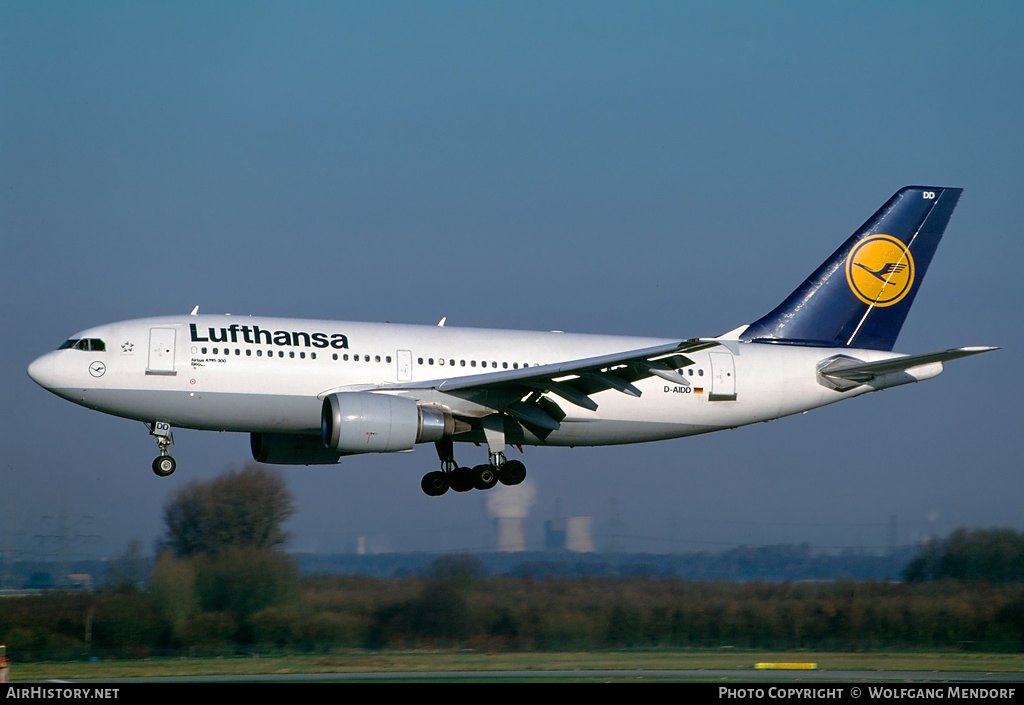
[
  {"xmin": 321, "ymin": 392, "xmax": 453, "ymax": 454},
  {"xmin": 250, "ymin": 432, "xmax": 344, "ymax": 465}
]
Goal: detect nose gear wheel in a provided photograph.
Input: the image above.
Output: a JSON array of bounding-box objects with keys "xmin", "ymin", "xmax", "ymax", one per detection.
[{"xmin": 149, "ymin": 421, "xmax": 177, "ymax": 477}]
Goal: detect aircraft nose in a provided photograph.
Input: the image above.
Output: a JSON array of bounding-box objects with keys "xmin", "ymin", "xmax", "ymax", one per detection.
[{"xmin": 27, "ymin": 353, "xmax": 55, "ymax": 389}]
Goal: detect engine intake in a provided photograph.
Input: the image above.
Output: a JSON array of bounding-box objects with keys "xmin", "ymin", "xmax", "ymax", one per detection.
[{"xmin": 321, "ymin": 392, "xmax": 453, "ymax": 453}]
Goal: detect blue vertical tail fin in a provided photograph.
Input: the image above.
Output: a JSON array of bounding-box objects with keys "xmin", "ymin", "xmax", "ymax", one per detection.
[{"xmin": 739, "ymin": 186, "xmax": 963, "ymax": 351}]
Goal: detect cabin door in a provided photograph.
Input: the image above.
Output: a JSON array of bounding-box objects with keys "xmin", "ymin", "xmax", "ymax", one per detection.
[{"xmin": 147, "ymin": 328, "xmax": 177, "ymax": 375}]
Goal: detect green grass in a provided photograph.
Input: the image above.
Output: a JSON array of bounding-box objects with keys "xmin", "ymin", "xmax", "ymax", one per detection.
[{"xmin": 9, "ymin": 649, "xmax": 1024, "ymax": 681}]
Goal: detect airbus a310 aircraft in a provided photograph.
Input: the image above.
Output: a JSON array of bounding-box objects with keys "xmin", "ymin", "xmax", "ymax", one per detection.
[{"xmin": 28, "ymin": 186, "xmax": 995, "ymax": 496}]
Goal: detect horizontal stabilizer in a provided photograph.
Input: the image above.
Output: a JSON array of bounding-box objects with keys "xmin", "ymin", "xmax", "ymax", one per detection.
[{"xmin": 818, "ymin": 346, "xmax": 997, "ymax": 390}]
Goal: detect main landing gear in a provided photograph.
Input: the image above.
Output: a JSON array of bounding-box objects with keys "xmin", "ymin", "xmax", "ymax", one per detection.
[
  {"xmin": 150, "ymin": 421, "xmax": 176, "ymax": 477},
  {"xmin": 421, "ymin": 430, "xmax": 527, "ymax": 497}
]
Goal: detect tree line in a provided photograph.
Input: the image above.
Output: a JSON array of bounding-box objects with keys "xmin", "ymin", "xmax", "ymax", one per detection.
[
  {"xmin": 3, "ymin": 567, "xmax": 1023, "ymax": 660},
  {"xmin": 1, "ymin": 466, "xmax": 1021, "ymax": 661},
  {"xmin": 904, "ymin": 528, "xmax": 1024, "ymax": 583}
]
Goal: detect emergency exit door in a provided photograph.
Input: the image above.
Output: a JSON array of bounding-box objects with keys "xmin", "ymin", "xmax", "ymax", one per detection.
[{"xmin": 708, "ymin": 351, "xmax": 736, "ymax": 401}]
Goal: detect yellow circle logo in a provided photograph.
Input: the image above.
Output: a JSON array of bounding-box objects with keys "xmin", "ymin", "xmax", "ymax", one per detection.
[{"xmin": 845, "ymin": 234, "xmax": 915, "ymax": 307}]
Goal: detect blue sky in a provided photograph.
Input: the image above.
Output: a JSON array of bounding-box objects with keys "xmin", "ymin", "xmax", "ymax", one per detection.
[{"xmin": 2, "ymin": 2, "xmax": 1021, "ymax": 561}]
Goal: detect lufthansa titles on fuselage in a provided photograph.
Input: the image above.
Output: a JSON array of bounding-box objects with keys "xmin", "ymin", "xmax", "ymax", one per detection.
[{"xmin": 189, "ymin": 323, "xmax": 349, "ymax": 349}]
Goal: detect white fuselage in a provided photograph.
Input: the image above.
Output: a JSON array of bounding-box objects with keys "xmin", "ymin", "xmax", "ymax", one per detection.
[{"xmin": 27, "ymin": 314, "xmax": 937, "ymax": 449}]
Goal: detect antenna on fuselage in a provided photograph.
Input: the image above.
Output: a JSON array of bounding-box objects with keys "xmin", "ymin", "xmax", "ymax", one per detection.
[
  {"xmin": 437, "ymin": 317, "xmax": 446, "ymax": 327},
  {"xmin": 189, "ymin": 305, "xmax": 199, "ymax": 315}
]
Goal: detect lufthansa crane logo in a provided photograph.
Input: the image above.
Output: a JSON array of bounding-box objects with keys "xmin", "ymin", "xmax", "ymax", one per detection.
[{"xmin": 845, "ymin": 234, "xmax": 915, "ymax": 307}]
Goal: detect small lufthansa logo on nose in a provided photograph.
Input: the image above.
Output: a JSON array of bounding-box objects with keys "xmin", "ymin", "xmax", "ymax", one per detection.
[
  {"xmin": 845, "ymin": 234, "xmax": 915, "ymax": 307},
  {"xmin": 89, "ymin": 361, "xmax": 106, "ymax": 377}
]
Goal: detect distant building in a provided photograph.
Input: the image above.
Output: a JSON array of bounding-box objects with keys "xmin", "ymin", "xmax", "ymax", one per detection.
[
  {"xmin": 545, "ymin": 515, "xmax": 593, "ymax": 553},
  {"xmin": 566, "ymin": 517, "xmax": 594, "ymax": 553},
  {"xmin": 495, "ymin": 518, "xmax": 526, "ymax": 552},
  {"xmin": 544, "ymin": 517, "xmax": 567, "ymax": 551}
]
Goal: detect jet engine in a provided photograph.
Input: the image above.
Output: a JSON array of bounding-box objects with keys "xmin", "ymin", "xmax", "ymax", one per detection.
[{"xmin": 321, "ymin": 392, "xmax": 453, "ymax": 453}]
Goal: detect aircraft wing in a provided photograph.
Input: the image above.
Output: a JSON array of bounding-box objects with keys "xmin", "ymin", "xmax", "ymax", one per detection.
[
  {"xmin": 372, "ymin": 338, "xmax": 721, "ymax": 435},
  {"xmin": 818, "ymin": 346, "xmax": 998, "ymax": 390}
]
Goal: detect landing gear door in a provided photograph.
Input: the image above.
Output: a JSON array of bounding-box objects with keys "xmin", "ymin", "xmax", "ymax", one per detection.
[
  {"xmin": 397, "ymin": 349, "xmax": 413, "ymax": 382},
  {"xmin": 708, "ymin": 351, "xmax": 737, "ymax": 401},
  {"xmin": 147, "ymin": 328, "xmax": 177, "ymax": 376}
]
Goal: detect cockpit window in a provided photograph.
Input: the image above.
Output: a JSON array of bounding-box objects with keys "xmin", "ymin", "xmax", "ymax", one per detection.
[{"xmin": 60, "ymin": 338, "xmax": 106, "ymax": 351}]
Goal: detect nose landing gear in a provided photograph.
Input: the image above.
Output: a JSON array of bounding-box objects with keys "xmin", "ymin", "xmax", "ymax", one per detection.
[{"xmin": 150, "ymin": 421, "xmax": 176, "ymax": 477}]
